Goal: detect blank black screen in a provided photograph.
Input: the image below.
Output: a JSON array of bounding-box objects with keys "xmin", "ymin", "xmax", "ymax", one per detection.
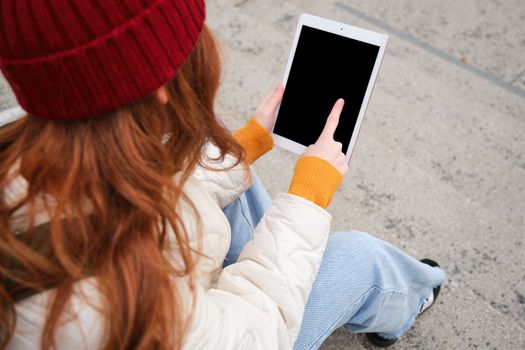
[{"xmin": 274, "ymin": 26, "xmax": 380, "ymax": 154}]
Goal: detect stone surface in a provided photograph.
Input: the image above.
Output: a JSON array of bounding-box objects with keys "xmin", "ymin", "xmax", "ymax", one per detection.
[
  {"xmin": 293, "ymin": 0, "xmax": 525, "ymax": 94},
  {"xmin": 1, "ymin": 0, "xmax": 524, "ymax": 349}
]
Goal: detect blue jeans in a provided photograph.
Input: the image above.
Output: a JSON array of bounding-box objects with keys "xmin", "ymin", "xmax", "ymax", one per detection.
[{"xmin": 222, "ymin": 168, "xmax": 447, "ymax": 349}]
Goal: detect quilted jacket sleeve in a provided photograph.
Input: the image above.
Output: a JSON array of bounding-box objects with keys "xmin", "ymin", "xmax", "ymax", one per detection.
[
  {"xmin": 191, "ymin": 141, "xmax": 252, "ymax": 209},
  {"xmin": 185, "ymin": 192, "xmax": 331, "ymax": 349}
]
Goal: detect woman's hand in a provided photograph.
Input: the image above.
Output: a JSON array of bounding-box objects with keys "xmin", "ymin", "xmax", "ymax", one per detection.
[
  {"xmin": 232, "ymin": 84, "xmax": 284, "ymax": 165},
  {"xmin": 253, "ymin": 84, "xmax": 285, "ymax": 132},
  {"xmin": 301, "ymin": 98, "xmax": 348, "ymax": 176}
]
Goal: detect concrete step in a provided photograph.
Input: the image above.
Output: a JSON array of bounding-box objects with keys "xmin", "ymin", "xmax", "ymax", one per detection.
[
  {"xmin": 206, "ymin": 1, "xmax": 525, "ymax": 348},
  {"xmin": 288, "ymin": 0, "xmax": 525, "ymax": 93}
]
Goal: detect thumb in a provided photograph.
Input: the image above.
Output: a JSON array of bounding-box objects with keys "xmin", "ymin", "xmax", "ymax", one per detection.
[{"xmin": 266, "ymin": 84, "xmax": 285, "ymax": 114}]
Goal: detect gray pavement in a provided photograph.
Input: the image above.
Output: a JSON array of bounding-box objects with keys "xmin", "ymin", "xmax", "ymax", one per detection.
[{"xmin": 1, "ymin": 1, "xmax": 524, "ymax": 349}]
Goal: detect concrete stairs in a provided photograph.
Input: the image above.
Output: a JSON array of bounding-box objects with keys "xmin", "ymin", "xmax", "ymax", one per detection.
[{"xmin": 206, "ymin": 1, "xmax": 525, "ymax": 349}]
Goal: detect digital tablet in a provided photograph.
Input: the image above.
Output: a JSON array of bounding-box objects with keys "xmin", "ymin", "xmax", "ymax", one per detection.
[{"xmin": 272, "ymin": 14, "xmax": 388, "ymax": 163}]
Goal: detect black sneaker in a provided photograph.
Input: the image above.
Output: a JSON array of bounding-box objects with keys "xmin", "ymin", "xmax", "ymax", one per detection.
[{"xmin": 365, "ymin": 258, "xmax": 442, "ymax": 348}]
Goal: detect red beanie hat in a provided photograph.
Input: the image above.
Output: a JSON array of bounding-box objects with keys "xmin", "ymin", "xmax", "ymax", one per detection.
[{"xmin": 0, "ymin": 0, "xmax": 205, "ymax": 120}]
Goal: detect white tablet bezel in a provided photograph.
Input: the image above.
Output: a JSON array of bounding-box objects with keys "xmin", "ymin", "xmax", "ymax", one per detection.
[{"xmin": 271, "ymin": 13, "xmax": 388, "ymax": 164}]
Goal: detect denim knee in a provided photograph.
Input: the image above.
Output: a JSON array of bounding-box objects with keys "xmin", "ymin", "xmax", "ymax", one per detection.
[
  {"xmin": 329, "ymin": 230, "xmax": 384, "ymax": 264},
  {"xmin": 336, "ymin": 230, "xmax": 379, "ymax": 249},
  {"xmin": 327, "ymin": 231, "xmax": 406, "ymax": 291}
]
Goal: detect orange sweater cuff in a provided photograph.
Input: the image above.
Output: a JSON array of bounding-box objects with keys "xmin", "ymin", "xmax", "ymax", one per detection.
[
  {"xmin": 233, "ymin": 117, "xmax": 274, "ymax": 165},
  {"xmin": 288, "ymin": 156, "xmax": 343, "ymax": 209}
]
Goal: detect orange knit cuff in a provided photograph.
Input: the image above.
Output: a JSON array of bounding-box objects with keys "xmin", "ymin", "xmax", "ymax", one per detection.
[
  {"xmin": 233, "ymin": 117, "xmax": 274, "ymax": 165},
  {"xmin": 288, "ymin": 156, "xmax": 343, "ymax": 209}
]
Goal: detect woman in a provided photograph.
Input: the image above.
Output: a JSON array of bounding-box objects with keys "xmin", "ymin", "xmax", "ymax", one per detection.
[{"xmin": 0, "ymin": 0, "xmax": 446, "ymax": 349}]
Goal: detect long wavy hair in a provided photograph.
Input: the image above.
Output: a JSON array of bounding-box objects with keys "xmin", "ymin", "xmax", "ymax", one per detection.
[{"xmin": 0, "ymin": 24, "xmax": 249, "ymax": 349}]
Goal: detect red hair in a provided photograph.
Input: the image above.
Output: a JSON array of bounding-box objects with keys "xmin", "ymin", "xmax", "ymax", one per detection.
[{"xmin": 0, "ymin": 24, "xmax": 250, "ymax": 349}]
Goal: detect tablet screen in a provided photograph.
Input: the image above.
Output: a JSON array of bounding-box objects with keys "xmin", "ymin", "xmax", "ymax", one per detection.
[{"xmin": 273, "ymin": 25, "xmax": 380, "ymax": 154}]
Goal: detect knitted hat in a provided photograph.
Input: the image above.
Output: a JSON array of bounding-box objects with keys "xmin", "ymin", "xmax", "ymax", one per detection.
[{"xmin": 0, "ymin": 0, "xmax": 206, "ymax": 120}]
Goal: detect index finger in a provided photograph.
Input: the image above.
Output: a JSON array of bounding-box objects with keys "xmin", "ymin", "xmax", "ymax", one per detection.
[{"xmin": 318, "ymin": 98, "xmax": 344, "ymax": 141}]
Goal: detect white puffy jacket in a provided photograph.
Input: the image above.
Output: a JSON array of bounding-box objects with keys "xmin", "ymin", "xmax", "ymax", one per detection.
[{"xmin": 5, "ymin": 139, "xmax": 332, "ymax": 349}]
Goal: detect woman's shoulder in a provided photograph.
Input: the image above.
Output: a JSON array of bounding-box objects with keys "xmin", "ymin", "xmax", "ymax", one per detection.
[{"xmin": 190, "ymin": 141, "xmax": 251, "ymax": 209}]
